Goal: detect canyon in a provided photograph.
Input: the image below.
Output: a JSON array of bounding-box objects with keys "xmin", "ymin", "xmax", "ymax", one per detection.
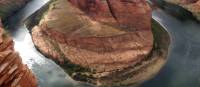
[
  {"xmin": 1, "ymin": 0, "xmax": 200, "ymax": 87},
  {"xmin": 0, "ymin": 0, "xmax": 38, "ymax": 87},
  {"xmin": 0, "ymin": 19, "xmax": 37, "ymax": 87},
  {"xmin": 0, "ymin": 0, "xmax": 171, "ymax": 86},
  {"xmin": 27, "ymin": 0, "xmax": 169, "ymax": 86}
]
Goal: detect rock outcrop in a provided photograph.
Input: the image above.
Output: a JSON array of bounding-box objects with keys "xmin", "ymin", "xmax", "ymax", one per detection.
[
  {"xmin": 33, "ymin": 0, "xmax": 153, "ymax": 73},
  {"xmin": 0, "ymin": 19, "xmax": 37, "ymax": 87},
  {"xmin": 28, "ymin": 0, "xmax": 170, "ymax": 86},
  {"xmin": 166, "ymin": 0, "xmax": 200, "ymax": 20},
  {"xmin": 0, "ymin": 0, "xmax": 30, "ymax": 19}
]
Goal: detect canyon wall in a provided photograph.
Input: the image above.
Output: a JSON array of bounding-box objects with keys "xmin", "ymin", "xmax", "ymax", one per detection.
[
  {"xmin": 0, "ymin": 0, "xmax": 38, "ymax": 87},
  {"xmin": 0, "ymin": 19, "xmax": 37, "ymax": 87},
  {"xmin": 27, "ymin": 0, "xmax": 169, "ymax": 86}
]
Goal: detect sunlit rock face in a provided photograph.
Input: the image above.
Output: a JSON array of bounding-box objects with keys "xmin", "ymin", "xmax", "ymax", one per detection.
[
  {"xmin": 0, "ymin": 0, "xmax": 30, "ymax": 19},
  {"xmin": 0, "ymin": 20, "xmax": 37, "ymax": 87},
  {"xmin": 34, "ymin": 0, "xmax": 153, "ymax": 73},
  {"xmin": 30, "ymin": 0, "xmax": 169, "ymax": 86},
  {"xmin": 166, "ymin": 0, "xmax": 200, "ymax": 20}
]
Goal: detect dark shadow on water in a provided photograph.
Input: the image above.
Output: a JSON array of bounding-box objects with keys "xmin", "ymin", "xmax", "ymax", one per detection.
[
  {"xmin": 151, "ymin": 0, "xmax": 199, "ymax": 22},
  {"xmin": 5, "ymin": 0, "xmax": 200, "ymax": 87},
  {"xmin": 140, "ymin": 65, "xmax": 175, "ymax": 87}
]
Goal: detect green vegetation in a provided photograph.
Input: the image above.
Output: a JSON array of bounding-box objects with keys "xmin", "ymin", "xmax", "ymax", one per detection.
[{"xmin": 43, "ymin": 34, "xmax": 95, "ymax": 83}]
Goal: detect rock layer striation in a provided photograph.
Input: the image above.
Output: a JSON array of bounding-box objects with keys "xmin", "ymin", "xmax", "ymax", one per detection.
[
  {"xmin": 0, "ymin": 19, "xmax": 37, "ymax": 87},
  {"xmin": 33, "ymin": 0, "xmax": 153, "ymax": 73},
  {"xmin": 29, "ymin": 0, "xmax": 169, "ymax": 86}
]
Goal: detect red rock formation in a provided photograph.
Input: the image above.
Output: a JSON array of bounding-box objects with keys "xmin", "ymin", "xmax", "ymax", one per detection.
[
  {"xmin": 33, "ymin": 0, "xmax": 153, "ymax": 72},
  {"xmin": 0, "ymin": 19, "xmax": 37, "ymax": 87},
  {"xmin": 30, "ymin": 0, "xmax": 169, "ymax": 86}
]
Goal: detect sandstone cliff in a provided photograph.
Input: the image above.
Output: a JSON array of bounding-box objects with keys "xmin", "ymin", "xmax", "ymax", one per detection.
[
  {"xmin": 0, "ymin": 19, "xmax": 37, "ymax": 87},
  {"xmin": 0, "ymin": 0, "xmax": 30, "ymax": 19},
  {"xmin": 166, "ymin": 0, "xmax": 200, "ymax": 20},
  {"xmin": 33, "ymin": 0, "xmax": 153, "ymax": 73},
  {"xmin": 28, "ymin": 0, "xmax": 170, "ymax": 86}
]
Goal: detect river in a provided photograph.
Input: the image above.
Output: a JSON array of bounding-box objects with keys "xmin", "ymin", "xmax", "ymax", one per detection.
[{"xmin": 6, "ymin": 0, "xmax": 200, "ymax": 87}]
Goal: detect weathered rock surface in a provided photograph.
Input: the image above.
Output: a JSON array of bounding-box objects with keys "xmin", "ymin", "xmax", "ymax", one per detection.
[
  {"xmin": 34, "ymin": 0, "xmax": 153, "ymax": 73},
  {"xmin": 166, "ymin": 0, "xmax": 200, "ymax": 20},
  {"xmin": 0, "ymin": 0, "xmax": 30, "ymax": 19},
  {"xmin": 28, "ymin": 0, "xmax": 169, "ymax": 86},
  {"xmin": 0, "ymin": 19, "xmax": 37, "ymax": 87}
]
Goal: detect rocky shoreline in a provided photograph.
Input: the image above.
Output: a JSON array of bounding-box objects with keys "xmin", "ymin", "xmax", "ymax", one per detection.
[{"xmin": 0, "ymin": 0, "xmax": 38, "ymax": 87}]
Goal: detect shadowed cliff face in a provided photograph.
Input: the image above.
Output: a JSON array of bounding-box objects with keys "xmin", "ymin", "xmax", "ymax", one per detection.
[
  {"xmin": 0, "ymin": 0, "xmax": 38, "ymax": 86},
  {"xmin": 0, "ymin": 19, "xmax": 37, "ymax": 87},
  {"xmin": 166, "ymin": 0, "xmax": 200, "ymax": 20},
  {"xmin": 0, "ymin": 0, "xmax": 30, "ymax": 19},
  {"xmin": 28, "ymin": 0, "xmax": 169, "ymax": 86}
]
